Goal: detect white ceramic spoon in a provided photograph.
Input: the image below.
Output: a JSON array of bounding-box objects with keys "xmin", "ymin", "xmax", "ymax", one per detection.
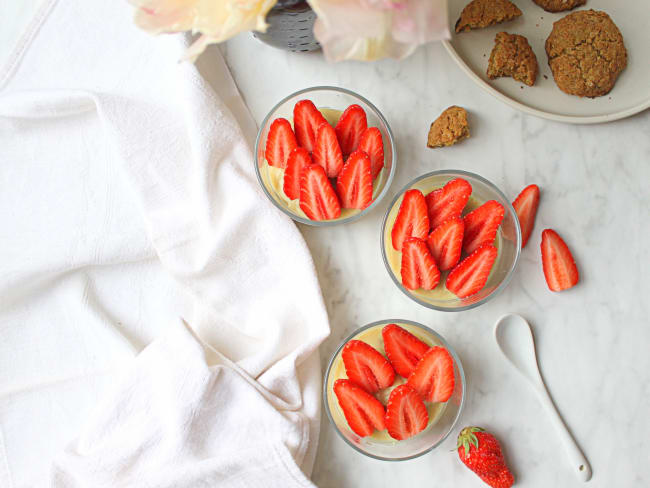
[{"xmin": 494, "ymin": 313, "xmax": 592, "ymax": 482}]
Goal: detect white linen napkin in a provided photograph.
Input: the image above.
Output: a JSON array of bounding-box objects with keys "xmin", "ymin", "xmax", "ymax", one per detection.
[{"xmin": 0, "ymin": 0, "xmax": 329, "ymax": 486}]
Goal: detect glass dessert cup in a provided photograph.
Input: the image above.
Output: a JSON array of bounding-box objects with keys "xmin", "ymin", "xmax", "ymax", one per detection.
[
  {"xmin": 381, "ymin": 170, "xmax": 521, "ymax": 312},
  {"xmin": 254, "ymin": 86, "xmax": 396, "ymax": 226},
  {"xmin": 323, "ymin": 319, "xmax": 466, "ymax": 461}
]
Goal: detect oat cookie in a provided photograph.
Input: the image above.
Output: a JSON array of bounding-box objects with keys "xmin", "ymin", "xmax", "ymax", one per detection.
[
  {"xmin": 427, "ymin": 106, "xmax": 470, "ymax": 149},
  {"xmin": 455, "ymin": 0, "xmax": 522, "ymax": 33},
  {"xmin": 545, "ymin": 10, "xmax": 627, "ymax": 97},
  {"xmin": 487, "ymin": 32, "xmax": 538, "ymax": 86},
  {"xmin": 532, "ymin": 0, "xmax": 586, "ymax": 13}
]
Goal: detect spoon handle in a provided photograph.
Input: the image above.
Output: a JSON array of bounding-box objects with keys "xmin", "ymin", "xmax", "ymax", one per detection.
[{"xmin": 535, "ymin": 383, "xmax": 592, "ymax": 481}]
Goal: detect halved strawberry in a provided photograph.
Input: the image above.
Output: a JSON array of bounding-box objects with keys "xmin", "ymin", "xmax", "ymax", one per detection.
[
  {"xmin": 541, "ymin": 229, "xmax": 579, "ymax": 292},
  {"xmin": 426, "ymin": 216, "xmax": 464, "ymax": 271},
  {"xmin": 391, "ymin": 189, "xmax": 430, "ymax": 251},
  {"xmin": 336, "ymin": 150, "xmax": 373, "ymax": 210},
  {"xmin": 358, "ymin": 127, "xmax": 384, "ymax": 179},
  {"xmin": 401, "ymin": 238, "xmax": 440, "ymax": 291},
  {"xmin": 407, "ymin": 346, "xmax": 455, "ymax": 403},
  {"xmin": 512, "ymin": 184, "xmax": 540, "ymax": 248},
  {"xmin": 334, "ymin": 379, "xmax": 386, "ymax": 437},
  {"xmin": 342, "ymin": 339, "xmax": 395, "ymax": 394},
  {"xmin": 293, "ymin": 100, "xmax": 327, "ymax": 153},
  {"xmin": 283, "ymin": 147, "xmax": 312, "ymax": 200},
  {"xmin": 382, "ymin": 323, "xmax": 431, "ymax": 379},
  {"xmin": 265, "ymin": 118, "xmax": 297, "ymax": 168},
  {"xmin": 385, "ymin": 384, "xmax": 429, "ymax": 440},
  {"xmin": 312, "ymin": 122, "xmax": 344, "ymax": 178},
  {"xmin": 299, "ymin": 164, "xmax": 341, "ymax": 221},
  {"xmin": 446, "ymin": 243, "xmax": 498, "ymax": 298},
  {"xmin": 335, "ymin": 104, "xmax": 367, "ymax": 155},
  {"xmin": 462, "ymin": 200, "xmax": 505, "ymax": 254},
  {"xmin": 425, "ymin": 178, "xmax": 472, "ymax": 230}
]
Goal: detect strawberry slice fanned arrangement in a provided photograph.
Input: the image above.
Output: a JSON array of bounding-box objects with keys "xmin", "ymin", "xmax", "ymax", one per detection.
[
  {"xmin": 391, "ymin": 178, "xmax": 504, "ymax": 298},
  {"xmin": 333, "ymin": 324, "xmax": 456, "ymax": 441},
  {"xmin": 265, "ymin": 100, "xmax": 385, "ymax": 221}
]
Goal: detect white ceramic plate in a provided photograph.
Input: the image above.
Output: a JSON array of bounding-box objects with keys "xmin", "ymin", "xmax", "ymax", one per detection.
[{"xmin": 442, "ymin": 0, "xmax": 650, "ymax": 123}]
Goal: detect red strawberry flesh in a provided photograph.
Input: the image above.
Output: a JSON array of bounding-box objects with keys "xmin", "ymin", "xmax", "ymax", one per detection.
[
  {"xmin": 293, "ymin": 99, "xmax": 327, "ymax": 153},
  {"xmin": 334, "ymin": 379, "xmax": 386, "ymax": 437},
  {"xmin": 401, "ymin": 237, "xmax": 440, "ymax": 291},
  {"xmin": 265, "ymin": 118, "xmax": 297, "ymax": 169},
  {"xmin": 541, "ymin": 229, "xmax": 579, "ymax": 292},
  {"xmin": 358, "ymin": 127, "xmax": 384, "ymax": 180},
  {"xmin": 462, "ymin": 200, "xmax": 505, "ymax": 254},
  {"xmin": 283, "ymin": 147, "xmax": 312, "ymax": 200},
  {"xmin": 299, "ymin": 164, "xmax": 341, "ymax": 221},
  {"xmin": 426, "ymin": 178, "xmax": 472, "ymax": 230},
  {"xmin": 342, "ymin": 340, "xmax": 395, "ymax": 394},
  {"xmin": 385, "ymin": 384, "xmax": 429, "ymax": 440},
  {"xmin": 391, "ymin": 189, "xmax": 430, "ymax": 251},
  {"xmin": 336, "ymin": 150, "xmax": 373, "ymax": 210},
  {"xmin": 446, "ymin": 243, "xmax": 498, "ymax": 298},
  {"xmin": 426, "ymin": 216, "xmax": 465, "ymax": 271},
  {"xmin": 312, "ymin": 122, "xmax": 344, "ymax": 178},
  {"xmin": 512, "ymin": 184, "xmax": 540, "ymax": 248},
  {"xmin": 382, "ymin": 324, "xmax": 431, "ymax": 379},
  {"xmin": 335, "ymin": 104, "xmax": 367, "ymax": 155},
  {"xmin": 407, "ymin": 346, "xmax": 455, "ymax": 403}
]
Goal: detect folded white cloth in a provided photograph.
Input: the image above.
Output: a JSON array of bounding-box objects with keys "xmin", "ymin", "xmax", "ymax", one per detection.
[{"xmin": 0, "ymin": 0, "xmax": 329, "ymax": 486}]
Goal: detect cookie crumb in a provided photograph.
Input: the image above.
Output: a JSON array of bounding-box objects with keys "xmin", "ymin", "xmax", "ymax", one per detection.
[
  {"xmin": 455, "ymin": 0, "xmax": 521, "ymax": 33},
  {"xmin": 533, "ymin": 0, "xmax": 586, "ymax": 13},
  {"xmin": 487, "ymin": 32, "xmax": 538, "ymax": 86},
  {"xmin": 427, "ymin": 106, "xmax": 470, "ymax": 149}
]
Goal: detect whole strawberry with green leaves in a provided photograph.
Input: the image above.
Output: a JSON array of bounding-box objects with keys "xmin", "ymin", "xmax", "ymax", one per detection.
[{"xmin": 457, "ymin": 426, "xmax": 514, "ymax": 488}]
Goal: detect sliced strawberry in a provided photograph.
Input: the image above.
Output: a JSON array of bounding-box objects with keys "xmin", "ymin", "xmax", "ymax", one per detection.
[
  {"xmin": 333, "ymin": 379, "xmax": 386, "ymax": 437},
  {"xmin": 385, "ymin": 384, "xmax": 429, "ymax": 441},
  {"xmin": 512, "ymin": 184, "xmax": 540, "ymax": 248},
  {"xmin": 283, "ymin": 147, "xmax": 312, "ymax": 200},
  {"xmin": 407, "ymin": 346, "xmax": 455, "ymax": 403},
  {"xmin": 391, "ymin": 189, "xmax": 430, "ymax": 251},
  {"xmin": 462, "ymin": 200, "xmax": 505, "ymax": 254},
  {"xmin": 426, "ymin": 216, "xmax": 464, "ymax": 271},
  {"xmin": 265, "ymin": 118, "xmax": 297, "ymax": 168},
  {"xmin": 425, "ymin": 178, "xmax": 472, "ymax": 230},
  {"xmin": 312, "ymin": 122, "xmax": 344, "ymax": 178},
  {"xmin": 382, "ymin": 323, "xmax": 431, "ymax": 379},
  {"xmin": 336, "ymin": 150, "xmax": 373, "ymax": 210},
  {"xmin": 358, "ymin": 127, "xmax": 384, "ymax": 179},
  {"xmin": 541, "ymin": 229, "xmax": 579, "ymax": 292},
  {"xmin": 401, "ymin": 238, "xmax": 440, "ymax": 291},
  {"xmin": 342, "ymin": 339, "xmax": 395, "ymax": 394},
  {"xmin": 293, "ymin": 100, "xmax": 327, "ymax": 153},
  {"xmin": 299, "ymin": 164, "xmax": 341, "ymax": 221},
  {"xmin": 446, "ymin": 243, "xmax": 498, "ymax": 298},
  {"xmin": 335, "ymin": 104, "xmax": 367, "ymax": 155}
]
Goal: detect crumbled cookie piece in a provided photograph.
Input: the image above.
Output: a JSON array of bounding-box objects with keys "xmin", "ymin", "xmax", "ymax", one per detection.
[
  {"xmin": 487, "ymin": 32, "xmax": 538, "ymax": 86},
  {"xmin": 456, "ymin": 0, "xmax": 522, "ymax": 33},
  {"xmin": 545, "ymin": 10, "xmax": 627, "ymax": 97},
  {"xmin": 532, "ymin": 0, "xmax": 586, "ymax": 13},
  {"xmin": 427, "ymin": 106, "xmax": 470, "ymax": 149}
]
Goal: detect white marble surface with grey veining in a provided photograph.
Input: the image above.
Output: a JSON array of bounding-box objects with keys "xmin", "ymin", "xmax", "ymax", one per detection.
[{"xmin": 220, "ymin": 34, "xmax": 650, "ymax": 488}]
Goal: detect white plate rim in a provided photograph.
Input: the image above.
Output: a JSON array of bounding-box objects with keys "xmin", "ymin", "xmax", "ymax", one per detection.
[{"xmin": 442, "ymin": 39, "xmax": 650, "ymax": 124}]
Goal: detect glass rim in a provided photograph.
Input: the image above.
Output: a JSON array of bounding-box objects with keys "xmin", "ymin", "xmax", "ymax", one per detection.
[
  {"xmin": 322, "ymin": 319, "xmax": 467, "ymax": 462},
  {"xmin": 253, "ymin": 85, "xmax": 397, "ymax": 226},
  {"xmin": 380, "ymin": 169, "xmax": 522, "ymax": 312}
]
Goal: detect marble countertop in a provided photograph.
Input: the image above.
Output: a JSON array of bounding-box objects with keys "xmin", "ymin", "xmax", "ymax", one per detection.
[{"xmin": 221, "ymin": 35, "xmax": 649, "ymax": 488}]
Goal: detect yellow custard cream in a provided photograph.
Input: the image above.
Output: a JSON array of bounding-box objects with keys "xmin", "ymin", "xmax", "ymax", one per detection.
[
  {"xmin": 260, "ymin": 108, "xmax": 386, "ymax": 220},
  {"xmin": 327, "ymin": 323, "xmax": 447, "ymax": 443},
  {"xmin": 383, "ymin": 179, "xmax": 503, "ymax": 304}
]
